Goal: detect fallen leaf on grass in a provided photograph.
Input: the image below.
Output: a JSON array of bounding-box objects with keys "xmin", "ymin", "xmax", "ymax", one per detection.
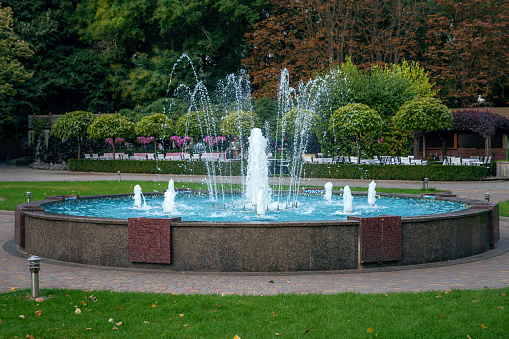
[
  {"xmin": 35, "ymin": 297, "xmax": 44, "ymax": 303},
  {"xmin": 472, "ymin": 300, "xmax": 479, "ymax": 303},
  {"xmin": 304, "ymin": 329, "xmax": 314, "ymax": 333},
  {"xmin": 234, "ymin": 336, "xmax": 241, "ymax": 339},
  {"xmin": 271, "ymin": 312, "xmax": 278, "ymax": 317},
  {"xmin": 481, "ymin": 324, "xmax": 486, "ymax": 329},
  {"xmin": 498, "ymin": 306, "xmax": 504, "ymax": 310},
  {"xmin": 144, "ymin": 321, "xmax": 150, "ymax": 324},
  {"xmin": 502, "ymin": 293, "xmax": 506, "ymax": 296},
  {"xmin": 118, "ymin": 307, "xmax": 124, "ymax": 311},
  {"xmin": 11, "ymin": 288, "xmax": 17, "ymax": 291},
  {"xmin": 112, "ymin": 326, "xmax": 118, "ymax": 330},
  {"xmin": 19, "ymin": 315, "xmax": 25, "ymax": 319},
  {"xmin": 81, "ymin": 301, "xmax": 87, "ymax": 306},
  {"xmin": 35, "ymin": 310, "xmax": 42, "ymax": 317},
  {"xmin": 151, "ymin": 304, "xmax": 156, "ymax": 307},
  {"xmin": 75, "ymin": 308, "xmax": 81, "ymax": 314},
  {"xmin": 275, "ymin": 333, "xmax": 281, "ymax": 336},
  {"xmin": 109, "ymin": 318, "xmax": 114, "ymax": 323},
  {"xmin": 85, "ymin": 328, "xmax": 92, "ymax": 331},
  {"xmin": 0, "ymin": 319, "xmax": 2, "ymax": 324},
  {"xmin": 25, "ymin": 335, "xmax": 34, "ymax": 339},
  {"xmin": 467, "ymin": 335, "xmax": 472, "ymax": 339},
  {"xmin": 116, "ymin": 322, "xmax": 122, "ymax": 326},
  {"xmin": 180, "ymin": 314, "xmax": 184, "ymax": 317},
  {"xmin": 440, "ymin": 315, "xmax": 444, "ymax": 318},
  {"xmin": 367, "ymin": 327, "xmax": 375, "ymax": 334}
]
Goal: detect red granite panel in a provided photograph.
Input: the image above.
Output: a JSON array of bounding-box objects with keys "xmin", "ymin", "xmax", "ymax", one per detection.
[
  {"xmin": 360, "ymin": 216, "xmax": 401, "ymax": 263},
  {"xmin": 128, "ymin": 218, "xmax": 172, "ymax": 264}
]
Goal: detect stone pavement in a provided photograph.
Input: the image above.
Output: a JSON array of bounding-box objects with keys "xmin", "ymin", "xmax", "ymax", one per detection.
[{"xmin": 1, "ymin": 165, "xmax": 509, "ymax": 295}]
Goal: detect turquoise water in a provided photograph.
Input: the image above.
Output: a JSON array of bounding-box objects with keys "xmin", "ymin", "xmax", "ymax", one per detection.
[{"xmin": 43, "ymin": 193, "xmax": 469, "ymax": 222}]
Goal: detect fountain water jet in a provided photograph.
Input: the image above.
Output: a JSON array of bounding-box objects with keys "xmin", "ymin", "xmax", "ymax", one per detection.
[
  {"xmin": 324, "ymin": 182, "xmax": 333, "ymax": 203},
  {"xmin": 133, "ymin": 185, "xmax": 146, "ymax": 209},
  {"xmin": 162, "ymin": 179, "xmax": 178, "ymax": 215},
  {"xmin": 343, "ymin": 185, "xmax": 353, "ymax": 214},
  {"xmin": 368, "ymin": 181, "xmax": 377, "ymax": 207},
  {"xmin": 245, "ymin": 128, "xmax": 271, "ymax": 216}
]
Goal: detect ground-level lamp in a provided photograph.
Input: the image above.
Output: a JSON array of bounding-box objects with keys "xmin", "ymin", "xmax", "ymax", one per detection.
[
  {"xmin": 118, "ymin": 171, "xmax": 121, "ymax": 182},
  {"xmin": 422, "ymin": 178, "xmax": 429, "ymax": 191},
  {"xmin": 485, "ymin": 193, "xmax": 490, "ymax": 202},
  {"xmin": 27, "ymin": 255, "xmax": 41, "ymax": 298},
  {"xmin": 26, "ymin": 191, "xmax": 31, "ymax": 203}
]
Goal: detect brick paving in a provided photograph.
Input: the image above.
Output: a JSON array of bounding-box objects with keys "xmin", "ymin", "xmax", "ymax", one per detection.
[{"xmin": 1, "ymin": 166, "xmax": 509, "ymax": 295}]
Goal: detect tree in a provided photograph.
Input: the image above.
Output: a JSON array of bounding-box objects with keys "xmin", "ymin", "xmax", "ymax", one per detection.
[
  {"xmin": 392, "ymin": 97, "xmax": 453, "ymax": 158},
  {"xmin": 421, "ymin": 0, "xmax": 509, "ymax": 106},
  {"xmin": 51, "ymin": 110, "xmax": 95, "ymax": 160},
  {"xmin": 134, "ymin": 113, "xmax": 174, "ymax": 154},
  {"xmin": 87, "ymin": 113, "xmax": 135, "ymax": 159},
  {"xmin": 452, "ymin": 109, "xmax": 509, "ymax": 157},
  {"xmin": 329, "ymin": 103, "xmax": 384, "ymax": 163},
  {"xmin": 0, "ymin": 4, "xmax": 33, "ymax": 138},
  {"xmin": 219, "ymin": 110, "xmax": 260, "ymax": 137},
  {"xmin": 175, "ymin": 110, "xmax": 218, "ymax": 142}
]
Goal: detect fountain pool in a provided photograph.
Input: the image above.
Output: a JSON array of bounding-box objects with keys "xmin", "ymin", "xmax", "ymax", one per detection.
[{"xmin": 43, "ymin": 192, "xmax": 469, "ymax": 222}]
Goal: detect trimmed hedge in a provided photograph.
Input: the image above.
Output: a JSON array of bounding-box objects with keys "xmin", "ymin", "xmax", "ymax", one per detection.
[
  {"xmin": 68, "ymin": 159, "xmax": 244, "ymax": 176},
  {"xmin": 303, "ymin": 163, "xmax": 487, "ymax": 181},
  {"xmin": 69, "ymin": 159, "xmax": 488, "ymax": 181}
]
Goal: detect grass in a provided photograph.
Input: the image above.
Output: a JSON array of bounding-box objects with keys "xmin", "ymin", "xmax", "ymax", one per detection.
[
  {"xmin": 0, "ymin": 181, "xmax": 441, "ymax": 212},
  {"xmin": 1, "ymin": 288, "xmax": 507, "ymax": 338}
]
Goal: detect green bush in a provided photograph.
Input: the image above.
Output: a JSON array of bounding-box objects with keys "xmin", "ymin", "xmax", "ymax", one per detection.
[
  {"xmin": 69, "ymin": 160, "xmax": 488, "ymax": 181},
  {"xmin": 69, "ymin": 159, "xmax": 243, "ymax": 176},
  {"xmin": 303, "ymin": 163, "xmax": 487, "ymax": 181}
]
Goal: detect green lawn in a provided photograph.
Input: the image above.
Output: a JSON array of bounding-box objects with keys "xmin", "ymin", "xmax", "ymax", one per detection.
[
  {"xmin": 1, "ymin": 288, "xmax": 507, "ymax": 338},
  {"xmin": 0, "ymin": 181, "xmax": 441, "ymax": 212}
]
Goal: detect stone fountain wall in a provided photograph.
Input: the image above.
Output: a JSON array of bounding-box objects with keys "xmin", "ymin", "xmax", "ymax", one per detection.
[{"xmin": 15, "ymin": 194, "xmax": 500, "ymax": 272}]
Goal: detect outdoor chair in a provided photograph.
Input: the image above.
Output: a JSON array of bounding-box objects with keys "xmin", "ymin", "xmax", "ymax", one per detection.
[
  {"xmin": 92, "ymin": 154, "xmax": 99, "ymax": 160},
  {"xmin": 84, "ymin": 154, "xmax": 91, "ymax": 159}
]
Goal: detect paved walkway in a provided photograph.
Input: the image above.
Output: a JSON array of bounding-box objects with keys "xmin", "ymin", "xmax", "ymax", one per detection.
[{"xmin": 1, "ymin": 165, "xmax": 509, "ymax": 295}]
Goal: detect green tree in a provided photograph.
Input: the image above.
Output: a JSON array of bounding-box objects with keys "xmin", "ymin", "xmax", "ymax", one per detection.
[
  {"xmin": 175, "ymin": 110, "xmax": 218, "ymax": 141},
  {"xmin": 219, "ymin": 110, "xmax": 260, "ymax": 137},
  {"xmin": 329, "ymin": 103, "xmax": 384, "ymax": 164},
  {"xmin": 51, "ymin": 110, "xmax": 95, "ymax": 160},
  {"xmin": 392, "ymin": 97, "xmax": 453, "ymax": 158},
  {"xmin": 135, "ymin": 113, "xmax": 174, "ymax": 154},
  {"xmin": 87, "ymin": 113, "xmax": 135, "ymax": 159},
  {"xmin": 0, "ymin": 4, "xmax": 33, "ymax": 138}
]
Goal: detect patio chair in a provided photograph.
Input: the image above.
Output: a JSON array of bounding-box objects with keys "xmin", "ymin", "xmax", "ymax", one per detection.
[{"xmin": 84, "ymin": 154, "xmax": 91, "ymax": 159}]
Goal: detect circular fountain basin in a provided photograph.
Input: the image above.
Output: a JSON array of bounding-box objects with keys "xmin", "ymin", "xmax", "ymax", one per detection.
[
  {"xmin": 42, "ymin": 193, "xmax": 469, "ymax": 222},
  {"xmin": 15, "ymin": 192, "xmax": 499, "ymax": 272}
]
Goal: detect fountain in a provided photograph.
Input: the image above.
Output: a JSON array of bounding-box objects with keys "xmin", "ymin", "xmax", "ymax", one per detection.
[
  {"xmin": 133, "ymin": 184, "xmax": 146, "ymax": 209},
  {"xmin": 324, "ymin": 182, "xmax": 333, "ymax": 203},
  {"xmin": 343, "ymin": 185, "xmax": 353, "ymax": 214},
  {"xmin": 162, "ymin": 179, "xmax": 178, "ymax": 215},
  {"xmin": 367, "ymin": 180, "xmax": 377, "ymax": 207},
  {"xmin": 245, "ymin": 128, "xmax": 271, "ymax": 216},
  {"xmin": 14, "ymin": 60, "xmax": 500, "ymax": 272}
]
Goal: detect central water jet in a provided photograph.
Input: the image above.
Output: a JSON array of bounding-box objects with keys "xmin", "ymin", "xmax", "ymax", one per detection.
[{"xmin": 245, "ymin": 128, "xmax": 271, "ymax": 216}]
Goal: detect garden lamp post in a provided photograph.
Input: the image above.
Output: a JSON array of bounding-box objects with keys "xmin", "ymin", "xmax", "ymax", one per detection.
[
  {"xmin": 27, "ymin": 256, "xmax": 41, "ymax": 298},
  {"xmin": 422, "ymin": 178, "xmax": 429, "ymax": 190},
  {"xmin": 118, "ymin": 171, "xmax": 121, "ymax": 182},
  {"xmin": 485, "ymin": 193, "xmax": 490, "ymax": 202},
  {"xmin": 26, "ymin": 191, "xmax": 31, "ymax": 203}
]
